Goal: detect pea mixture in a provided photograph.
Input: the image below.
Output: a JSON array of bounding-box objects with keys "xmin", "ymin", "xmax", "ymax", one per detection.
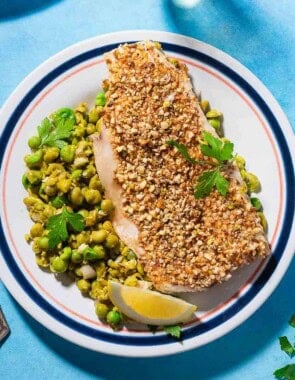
[
  {"xmin": 22, "ymin": 91, "xmax": 265, "ymax": 329},
  {"xmin": 22, "ymin": 95, "xmax": 148, "ymax": 328}
]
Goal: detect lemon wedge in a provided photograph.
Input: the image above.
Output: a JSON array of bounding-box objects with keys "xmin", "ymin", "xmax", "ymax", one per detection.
[{"xmin": 108, "ymin": 281, "xmax": 197, "ymax": 325}]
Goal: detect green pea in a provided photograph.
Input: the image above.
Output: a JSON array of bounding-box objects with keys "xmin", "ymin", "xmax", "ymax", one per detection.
[
  {"xmin": 95, "ymin": 92, "xmax": 106, "ymax": 107},
  {"xmin": 101, "ymin": 199, "xmax": 114, "ymax": 214},
  {"xmin": 76, "ymin": 232, "xmax": 90, "ymax": 245},
  {"xmin": 83, "ymin": 247, "xmax": 102, "ymax": 261},
  {"xmin": 44, "ymin": 147, "xmax": 59, "ymax": 163},
  {"xmin": 251, "ymin": 197, "xmax": 262, "ymax": 210},
  {"xmin": 208, "ymin": 118, "xmax": 221, "ymax": 130},
  {"xmin": 57, "ymin": 178, "xmax": 72, "ymax": 193},
  {"xmin": 70, "ymin": 187, "xmax": 84, "ymax": 205},
  {"xmin": 86, "ymin": 123, "xmax": 96, "ymax": 135},
  {"xmin": 93, "ymin": 245, "xmax": 106, "ymax": 259},
  {"xmin": 84, "ymin": 189, "xmax": 101, "ymax": 205},
  {"xmin": 106, "ymin": 310, "xmax": 122, "ymax": 326},
  {"xmin": 30, "ymin": 223, "xmax": 44, "ymax": 238},
  {"xmin": 60, "ymin": 145, "xmax": 76, "ymax": 163},
  {"xmin": 206, "ymin": 109, "xmax": 222, "ymax": 118},
  {"xmin": 244, "ymin": 172, "xmax": 260, "ymax": 193},
  {"xmin": 73, "ymin": 125, "xmax": 85, "ymax": 138},
  {"xmin": 95, "ymin": 303, "xmax": 109, "ymax": 319},
  {"xmin": 91, "ymin": 230, "xmax": 107, "ymax": 243},
  {"xmin": 51, "ymin": 195, "xmax": 67, "ymax": 208},
  {"xmin": 82, "ymin": 165, "xmax": 96, "ymax": 179},
  {"xmin": 37, "ymin": 236, "xmax": 49, "ymax": 250},
  {"xmin": 50, "ymin": 257, "xmax": 68, "ymax": 273},
  {"xmin": 75, "ymin": 268, "xmax": 83, "ymax": 277},
  {"xmin": 28, "ymin": 135, "xmax": 41, "ymax": 149},
  {"xmin": 22, "ymin": 174, "xmax": 30, "ymax": 189},
  {"xmin": 200, "ymin": 100, "xmax": 209, "ymax": 113},
  {"xmin": 89, "ymin": 175, "xmax": 102, "ymax": 190},
  {"xmin": 71, "ymin": 250, "xmax": 82, "ymax": 263},
  {"xmin": 105, "ymin": 234, "xmax": 119, "ymax": 249},
  {"xmin": 102, "ymin": 221, "xmax": 114, "ymax": 232},
  {"xmin": 78, "ymin": 209, "xmax": 89, "ymax": 218},
  {"xmin": 88, "ymin": 108, "xmax": 100, "ymax": 123},
  {"xmin": 76, "ymin": 279, "xmax": 91, "ymax": 293},
  {"xmin": 71, "ymin": 169, "xmax": 82, "ymax": 179},
  {"xmin": 24, "ymin": 149, "xmax": 43, "ymax": 167},
  {"xmin": 235, "ymin": 155, "xmax": 246, "ymax": 170},
  {"xmin": 60, "ymin": 246, "xmax": 72, "ymax": 260},
  {"xmin": 127, "ymin": 249, "xmax": 137, "ymax": 260}
]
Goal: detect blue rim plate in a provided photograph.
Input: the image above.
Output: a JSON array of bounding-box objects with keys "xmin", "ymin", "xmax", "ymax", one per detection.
[{"xmin": 0, "ymin": 31, "xmax": 294, "ymax": 357}]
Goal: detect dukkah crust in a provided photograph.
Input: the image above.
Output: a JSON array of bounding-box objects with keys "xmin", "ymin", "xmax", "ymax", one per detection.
[{"xmin": 101, "ymin": 41, "xmax": 269, "ymax": 292}]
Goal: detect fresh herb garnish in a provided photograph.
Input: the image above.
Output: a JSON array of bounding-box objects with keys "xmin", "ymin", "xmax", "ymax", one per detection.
[
  {"xmin": 166, "ymin": 140, "xmax": 198, "ymax": 164},
  {"xmin": 274, "ymin": 365, "xmax": 295, "ymax": 380},
  {"xmin": 46, "ymin": 207, "xmax": 85, "ymax": 249},
  {"xmin": 274, "ymin": 314, "xmax": 295, "ymax": 379},
  {"xmin": 163, "ymin": 325, "xmax": 182, "ymax": 339},
  {"xmin": 279, "ymin": 336, "xmax": 295, "ymax": 358},
  {"xmin": 167, "ymin": 132, "xmax": 234, "ymax": 198},
  {"xmin": 194, "ymin": 168, "xmax": 229, "ymax": 198},
  {"xmin": 37, "ymin": 108, "xmax": 76, "ymax": 149}
]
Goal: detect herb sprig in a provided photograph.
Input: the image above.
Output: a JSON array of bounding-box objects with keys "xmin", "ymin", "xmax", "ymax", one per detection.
[
  {"xmin": 46, "ymin": 207, "xmax": 85, "ymax": 249},
  {"xmin": 274, "ymin": 313, "xmax": 295, "ymax": 379},
  {"xmin": 37, "ymin": 108, "xmax": 76, "ymax": 149},
  {"xmin": 167, "ymin": 132, "xmax": 234, "ymax": 198},
  {"xmin": 163, "ymin": 325, "xmax": 182, "ymax": 339}
]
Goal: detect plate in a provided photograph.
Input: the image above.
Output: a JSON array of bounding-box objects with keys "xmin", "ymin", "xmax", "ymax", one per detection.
[{"xmin": 0, "ymin": 30, "xmax": 294, "ymax": 357}]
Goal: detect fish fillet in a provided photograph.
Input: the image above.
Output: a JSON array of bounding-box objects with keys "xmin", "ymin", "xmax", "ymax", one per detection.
[{"xmin": 92, "ymin": 41, "xmax": 269, "ymax": 293}]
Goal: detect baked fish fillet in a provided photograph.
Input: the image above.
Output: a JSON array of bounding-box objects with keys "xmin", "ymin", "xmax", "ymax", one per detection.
[{"xmin": 92, "ymin": 41, "xmax": 270, "ymax": 293}]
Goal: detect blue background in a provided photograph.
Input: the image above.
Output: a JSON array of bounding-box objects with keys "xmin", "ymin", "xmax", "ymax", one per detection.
[{"xmin": 0, "ymin": 0, "xmax": 294, "ymax": 379}]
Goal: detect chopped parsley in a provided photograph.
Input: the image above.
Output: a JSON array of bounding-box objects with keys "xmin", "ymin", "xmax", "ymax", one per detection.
[
  {"xmin": 274, "ymin": 365, "xmax": 295, "ymax": 380},
  {"xmin": 46, "ymin": 207, "xmax": 85, "ymax": 249},
  {"xmin": 163, "ymin": 325, "xmax": 182, "ymax": 339},
  {"xmin": 167, "ymin": 132, "xmax": 234, "ymax": 198},
  {"xmin": 279, "ymin": 336, "xmax": 295, "ymax": 358},
  {"xmin": 274, "ymin": 314, "xmax": 295, "ymax": 379},
  {"xmin": 37, "ymin": 108, "xmax": 76, "ymax": 149}
]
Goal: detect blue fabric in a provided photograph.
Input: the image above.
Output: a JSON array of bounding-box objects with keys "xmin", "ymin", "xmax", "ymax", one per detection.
[{"xmin": 0, "ymin": 0, "xmax": 294, "ymax": 378}]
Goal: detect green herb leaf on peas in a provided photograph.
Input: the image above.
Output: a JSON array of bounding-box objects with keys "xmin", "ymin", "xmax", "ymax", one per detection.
[
  {"xmin": 167, "ymin": 132, "xmax": 234, "ymax": 198},
  {"xmin": 46, "ymin": 207, "xmax": 85, "ymax": 249},
  {"xmin": 37, "ymin": 108, "xmax": 76, "ymax": 149}
]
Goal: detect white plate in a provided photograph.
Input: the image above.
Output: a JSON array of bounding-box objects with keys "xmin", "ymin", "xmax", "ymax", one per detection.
[{"xmin": 0, "ymin": 30, "xmax": 294, "ymax": 357}]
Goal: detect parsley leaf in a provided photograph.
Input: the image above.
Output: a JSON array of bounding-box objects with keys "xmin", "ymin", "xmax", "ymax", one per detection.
[
  {"xmin": 166, "ymin": 140, "xmax": 198, "ymax": 164},
  {"xmin": 167, "ymin": 133, "xmax": 234, "ymax": 198},
  {"xmin": 279, "ymin": 336, "xmax": 295, "ymax": 358},
  {"xmin": 194, "ymin": 170, "xmax": 218, "ymax": 198},
  {"xmin": 46, "ymin": 207, "xmax": 85, "ymax": 249},
  {"xmin": 215, "ymin": 171, "xmax": 230, "ymax": 196},
  {"xmin": 163, "ymin": 325, "xmax": 182, "ymax": 339},
  {"xmin": 201, "ymin": 132, "xmax": 234, "ymax": 162},
  {"xmin": 37, "ymin": 108, "xmax": 76, "ymax": 149},
  {"xmin": 289, "ymin": 314, "xmax": 295, "ymax": 328},
  {"xmin": 274, "ymin": 364, "xmax": 295, "ymax": 380}
]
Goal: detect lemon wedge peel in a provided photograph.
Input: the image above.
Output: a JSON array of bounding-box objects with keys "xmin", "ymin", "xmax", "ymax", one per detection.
[{"xmin": 108, "ymin": 281, "xmax": 197, "ymax": 326}]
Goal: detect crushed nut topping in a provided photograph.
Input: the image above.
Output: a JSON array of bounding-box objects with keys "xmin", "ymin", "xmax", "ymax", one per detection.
[{"xmin": 102, "ymin": 41, "xmax": 269, "ymax": 292}]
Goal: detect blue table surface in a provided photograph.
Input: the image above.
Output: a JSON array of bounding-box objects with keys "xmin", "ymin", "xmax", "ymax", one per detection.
[{"xmin": 0, "ymin": 1, "xmax": 294, "ymax": 379}]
